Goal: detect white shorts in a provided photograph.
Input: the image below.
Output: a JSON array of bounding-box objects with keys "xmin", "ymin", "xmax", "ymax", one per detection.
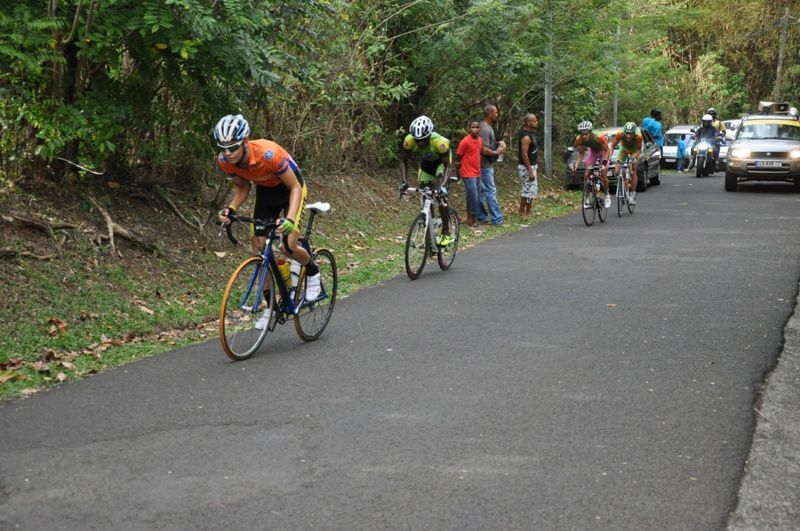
[{"xmin": 518, "ymin": 164, "xmax": 538, "ymax": 199}]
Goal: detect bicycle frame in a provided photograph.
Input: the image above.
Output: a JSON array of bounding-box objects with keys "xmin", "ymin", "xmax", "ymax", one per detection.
[
  {"xmin": 616, "ymin": 156, "xmax": 634, "ymax": 198},
  {"xmin": 404, "ymin": 186, "xmax": 449, "ymax": 254}
]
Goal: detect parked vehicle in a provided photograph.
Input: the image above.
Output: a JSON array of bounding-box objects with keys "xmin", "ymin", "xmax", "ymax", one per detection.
[
  {"xmin": 725, "ymin": 102, "xmax": 800, "ymax": 191},
  {"xmin": 662, "ymin": 125, "xmax": 696, "ymax": 168},
  {"xmin": 564, "ymin": 127, "xmax": 661, "ymax": 192}
]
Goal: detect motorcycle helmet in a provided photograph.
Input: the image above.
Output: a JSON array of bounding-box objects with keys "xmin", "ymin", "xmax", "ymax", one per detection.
[
  {"xmin": 622, "ymin": 122, "xmax": 637, "ymax": 134},
  {"xmin": 577, "ymin": 120, "xmax": 593, "ymax": 133},
  {"xmin": 701, "ymin": 113, "xmax": 713, "ymax": 124},
  {"xmin": 214, "ymin": 114, "xmax": 250, "ymax": 144},
  {"xmin": 707, "ymin": 108, "xmax": 717, "ymax": 119},
  {"xmin": 409, "ymin": 115, "xmax": 434, "ymax": 140}
]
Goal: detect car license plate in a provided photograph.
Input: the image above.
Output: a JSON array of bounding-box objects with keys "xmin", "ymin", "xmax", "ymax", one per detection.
[
  {"xmin": 755, "ymin": 160, "xmax": 782, "ymax": 168},
  {"xmin": 665, "ymin": 158, "xmax": 675, "ymax": 163}
]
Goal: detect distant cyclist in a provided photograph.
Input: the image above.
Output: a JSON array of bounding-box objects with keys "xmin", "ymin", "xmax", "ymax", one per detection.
[
  {"xmin": 573, "ymin": 121, "xmax": 612, "ymax": 209},
  {"xmin": 214, "ymin": 114, "xmax": 322, "ymax": 330},
  {"xmin": 400, "ymin": 115, "xmax": 455, "ymax": 247},
  {"xmin": 610, "ymin": 122, "xmax": 642, "ymax": 205}
]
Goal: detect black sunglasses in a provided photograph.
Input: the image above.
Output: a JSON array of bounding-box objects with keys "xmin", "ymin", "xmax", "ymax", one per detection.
[{"xmin": 218, "ymin": 141, "xmax": 243, "ymax": 154}]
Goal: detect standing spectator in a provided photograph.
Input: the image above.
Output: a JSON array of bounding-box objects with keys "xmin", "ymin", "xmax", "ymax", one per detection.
[
  {"xmin": 641, "ymin": 109, "xmax": 664, "ymax": 151},
  {"xmin": 676, "ymin": 134, "xmax": 687, "ymax": 173},
  {"xmin": 478, "ymin": 104, "xmax": 506, "ymax": 226},
  {"xmin": 517, "ymin": 113, "xmax": 539, "ymax": 217},
  {"xmin": 455, "ymin": 121, "xmax": 483, "ymax": 227}
]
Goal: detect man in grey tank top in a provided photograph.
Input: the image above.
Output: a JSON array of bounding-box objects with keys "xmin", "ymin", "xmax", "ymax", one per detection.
[{"xmin": 478, "ymin": 104, "xmax": 506, "ymax": 225}]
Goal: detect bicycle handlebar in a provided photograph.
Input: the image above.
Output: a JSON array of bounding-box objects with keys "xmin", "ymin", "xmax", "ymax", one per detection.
[{"xmin": 221, "ymin": 214, "xmax": 279, "ymax": 245}]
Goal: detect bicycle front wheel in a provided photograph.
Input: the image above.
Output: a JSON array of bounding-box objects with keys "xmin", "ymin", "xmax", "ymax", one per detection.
[
  {"xmin": 294, "ymin": 249, "xmax": 338, "ymax": 342},
  {"xmin": 405, "ymin": 213, "xmax": 429, "ymax": 280},
  {"xmin": 219, "ymin": 256, "xmax": 276, "ymax": 361},
  {"xmin": 437, "ymin": 208, "xmax": 460, "ymax": 271},
  {"xmin": 582, "ymin": 181, "xmax": 596, "ymax": 227},
  {"xmin": 616, "ymin": 179, "xmax": 624, "ymax": 218},
  {"xmin": 598, "ymin": 188, "xmax": 608, "ymax": 223}
]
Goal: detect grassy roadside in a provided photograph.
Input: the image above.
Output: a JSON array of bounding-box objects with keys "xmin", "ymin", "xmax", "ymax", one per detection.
[{"xmin": 0, "ymin": 166, "xmax": 579, "ymax": 400}]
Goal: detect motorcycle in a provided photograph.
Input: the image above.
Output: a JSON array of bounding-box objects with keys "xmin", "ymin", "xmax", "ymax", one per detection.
[{"xmin": 692, "ymin": 139, "xmax": 716, "ymax": 178}]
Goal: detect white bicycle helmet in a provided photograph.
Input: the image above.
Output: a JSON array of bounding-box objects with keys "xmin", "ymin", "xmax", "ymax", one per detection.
[
  {"xmin": 214, "ymin": 114, "xmax": 251, "ymax": 144},
  {"xmin": 409, "ymin": 115, "xmax": 434, "ymax": 140},
  {"xmin": 577, "ymin": 120, "xmax": 593, "ymax": 132}
]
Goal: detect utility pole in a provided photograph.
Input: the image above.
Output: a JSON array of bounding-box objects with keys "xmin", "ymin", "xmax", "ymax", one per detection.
[
  {"xmin": 612, "ymin": 23, "xmax": 620, "ymax": 127},
  {"xmin": 544, "ymin": 5, "xmax": 553, "ymax": 177},
  {"xmin": 773, "ymin": 7, "xmax": 790, "ymax": 102}
]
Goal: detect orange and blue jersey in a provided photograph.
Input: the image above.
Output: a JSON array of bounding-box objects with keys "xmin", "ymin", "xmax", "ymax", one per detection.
[
  {"xmin": 217, "ymin": 139, "xmax": 303, "ymax": 187},
  {"xmin": 611, "ymin": 130, "xmax": 643, "ymax": 153}
]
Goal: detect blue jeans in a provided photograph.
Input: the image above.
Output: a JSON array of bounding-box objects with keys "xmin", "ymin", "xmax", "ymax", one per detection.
[
  {"xmin": 676, "ymin": 155, "xmax": 685, "ymax": 171},
  {"xmin": 478, "ymin": 166, "xmax": 503, "ymax": 225},
  {"xmin": 462, "ymin": 177, "xmax": 481, "ymax": 217}
]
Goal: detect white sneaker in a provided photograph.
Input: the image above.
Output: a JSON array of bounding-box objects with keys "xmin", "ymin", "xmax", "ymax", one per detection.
[
  {"xmin": 254, "ymin": 310, "xmax": 271, "ymax": 330},
  {"xmin": 604, "ymin": 196, "xmax": 611, "ymax": 209},
  {"xmin": 629, "ymin": 192, "xmax": 636, "ymax": 205},
  {"xmin": 305, "ymin": 273, "xmax": 322, "ymax": 302}
]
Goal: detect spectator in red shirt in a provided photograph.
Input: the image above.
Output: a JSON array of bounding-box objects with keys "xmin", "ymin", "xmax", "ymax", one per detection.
[{"xmin": 455, "ymin": 121, "xmax": 483, "ymax": 227}]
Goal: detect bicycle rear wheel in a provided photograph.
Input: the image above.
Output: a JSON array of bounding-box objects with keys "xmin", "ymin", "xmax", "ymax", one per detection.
[
  {"xmin": 219, "ymin": 256, "xmax": 276, "ymax": 361},
  {"xmin": 436, "ymin": 208, "xmax": 460, "ymax": 271},
  {"xmin": 582, "ymin": 181, "xmax": 595, "ymax": 226},
  {"xmin": 627, "ymin": 188, "xmax": 636, "ymax": 214},
  {"xmin": 294, "ymin": 249, "xmax": 337, "ymax": 341},
  {"xmin": 405, "ymin": 213, "xmax": 429, "ymax": 280}
]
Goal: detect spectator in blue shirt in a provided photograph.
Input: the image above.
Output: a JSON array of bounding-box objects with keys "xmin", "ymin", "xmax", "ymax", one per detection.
[
  {"xmin": 641, "ymin": 109, "xmax": 664, "ymax": 150},
  {"xmin": 676, "ymin": 134, "xmax": 687, "ymax": 172}
]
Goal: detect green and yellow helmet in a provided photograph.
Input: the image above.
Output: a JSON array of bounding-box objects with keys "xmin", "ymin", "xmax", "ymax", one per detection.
[{"xmin": 622, "ymin": 122, "xmax": 637, "ymax": 134}]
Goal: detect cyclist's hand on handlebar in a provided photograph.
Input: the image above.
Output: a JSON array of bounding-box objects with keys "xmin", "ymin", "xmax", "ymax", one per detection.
[
  {"xmin": 218, "ymin": 206, "xmax": 236, "ymax": 225},
  {"xmin": 399, "ymin": 182, "xmax": 409, "ymax": 194},
  {"xmin": 277, "ymin": 217, "xmax": 294, "ymax": 234},
  {"xmin": 437, "ymin": 185, "xmax": 448, "ymax": 197}
]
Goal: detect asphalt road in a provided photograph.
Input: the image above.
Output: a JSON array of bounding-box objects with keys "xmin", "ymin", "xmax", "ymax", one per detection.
[{"xmin": 2, "ymin": 170, "xmax": 799, "ymax": 530}]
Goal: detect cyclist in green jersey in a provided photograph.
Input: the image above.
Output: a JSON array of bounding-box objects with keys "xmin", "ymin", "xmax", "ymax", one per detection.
[
  {"xmin": 610, "ymin": 122, "xmax": 643, "ymax": 204},
  {"xmin": 400, "ymin": 115, "xmax": 455, "ymax": 247}
]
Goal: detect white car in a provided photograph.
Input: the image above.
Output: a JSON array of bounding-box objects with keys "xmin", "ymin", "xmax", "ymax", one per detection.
[{"xmin": 662, "ymin": 125, "xmax": 696, "ymax": 168}]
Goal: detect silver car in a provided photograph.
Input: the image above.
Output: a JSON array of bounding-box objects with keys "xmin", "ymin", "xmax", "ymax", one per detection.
[{"xmin": 725, "ymin": 115, "xmax": 800, "ymax": 191}]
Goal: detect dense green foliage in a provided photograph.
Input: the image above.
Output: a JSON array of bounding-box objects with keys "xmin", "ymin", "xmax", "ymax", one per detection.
[{"xmin": 1, "ymin": 0, "xmax": 797, "ymax": 185}]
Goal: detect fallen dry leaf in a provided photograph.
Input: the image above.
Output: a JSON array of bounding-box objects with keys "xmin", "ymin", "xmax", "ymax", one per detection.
[
  {"xmin": 20, "ymin": 388, "xmax": 39, "ymax": 396},
  {"xmin": 30, "ymin": 361, "xmax": 50, "ymax": 373},
  {"xmin": 138, "ymin": 305, "xmax": 155, "ymax": 315},
  {"xmin": 56, "ymin": 372, "xmax": 67, "ymax": 382},
  {"xmin": 47, "ymin": 317, "xmax": 68, "ymax": 336},
  {"xmin": 214, "ymin": 251, "xmax": 227, "ymax": 258}
]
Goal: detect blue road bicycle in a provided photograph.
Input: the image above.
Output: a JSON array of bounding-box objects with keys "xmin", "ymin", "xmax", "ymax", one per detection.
[{"xmin": 218, "ymin": 202, "xmax": 337, "ymax": 361}]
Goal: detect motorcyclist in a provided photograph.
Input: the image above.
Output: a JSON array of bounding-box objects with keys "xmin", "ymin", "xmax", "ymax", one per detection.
[
  {"xmin": 694, "ymin": 113, "xmax": 720, "ymax": 170},
  {"xmin": 707, "ymin": 108, "xmax": 725, "ymax": 165}
]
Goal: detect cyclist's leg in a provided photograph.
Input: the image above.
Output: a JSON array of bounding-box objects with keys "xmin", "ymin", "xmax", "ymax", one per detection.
[
  {"xmin": 279, "ymin": 184, "xmax": 311, "ymax": 266},
  {"xmin": 629, "ymin": 155, "xmax": 639, "ymax": 192}
]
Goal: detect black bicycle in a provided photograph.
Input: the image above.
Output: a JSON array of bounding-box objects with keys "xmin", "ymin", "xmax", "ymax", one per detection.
[
  {"xmin": 581, "ymin": 161, "xmax": 609, "ymax": 226},
  {"xmin": 218, "ymin": 202, "xmax": 337, "ymax": 361}
]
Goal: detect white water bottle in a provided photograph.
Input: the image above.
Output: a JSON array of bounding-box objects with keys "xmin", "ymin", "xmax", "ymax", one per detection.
[{"xmin": 289, "ymin": 260, "xmax": 301, "ymax": 288}]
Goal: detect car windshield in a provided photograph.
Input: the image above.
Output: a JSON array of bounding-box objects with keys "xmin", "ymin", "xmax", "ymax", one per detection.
[
  {"xmin": 664, "ymin": 134, "xmax": 687, "ymax": 146},
  {"xmin": 737, "ymin": 123, "xmax": 800, "ymax": 141}
]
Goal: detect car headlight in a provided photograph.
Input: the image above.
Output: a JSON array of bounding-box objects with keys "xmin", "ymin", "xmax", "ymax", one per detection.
[
  {"xmin": 697, "ymin": 142, "xmax": 710, "ymax": 150},
  {"xmin": 731, "ymin": 148, "xmax": 750, "ymax": 158},
  {"xmin": 790, "ymin": 149, "xmax": 800, "ymax": 159}
]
